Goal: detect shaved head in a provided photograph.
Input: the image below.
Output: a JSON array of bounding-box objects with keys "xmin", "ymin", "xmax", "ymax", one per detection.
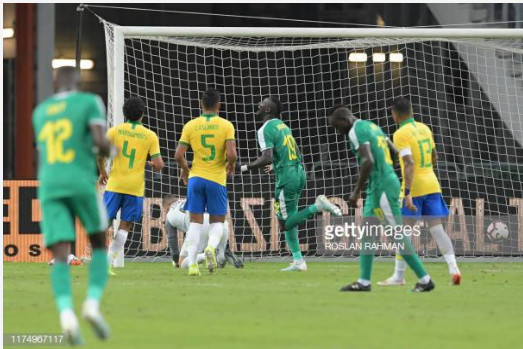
[
  {"xmin": 257, "ymin": 96, "xmax": 282, "ymax": 121},
  {"xmin": 54, "ymin": 66, "xmax": 80, "ymax": 92},
  {"xmin": 328, "ymin": 104, "xmax": 357, "ymax": 134}
]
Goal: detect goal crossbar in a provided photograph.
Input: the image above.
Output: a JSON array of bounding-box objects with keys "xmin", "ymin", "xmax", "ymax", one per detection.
[{"xmin": 117, "ymin": 26, "xmax": 523, "ymax": 39}]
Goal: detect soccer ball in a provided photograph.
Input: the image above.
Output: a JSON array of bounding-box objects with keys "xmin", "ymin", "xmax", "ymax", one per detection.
[{"xmin": 486, "ymin": 222, "xmax": 509, "ymax": 241}]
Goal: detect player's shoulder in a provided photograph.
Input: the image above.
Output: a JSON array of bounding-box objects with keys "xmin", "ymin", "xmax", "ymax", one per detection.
[
  {"xmin": 393, "ymin": 123, "xmax": 408, "ymax": 137},
  {"xmin": 74, "ymin": 91, "xmax": 104, "ymax": 105},
  {"xmin": 354, "ymin": 119, "xmax": 376, "ymax": 133},
  {"xmin": 415, "ymin": 120, "xmax": 432, "ymax": 133},
  {"xmin": 259, "ymin": 118, "xmax": 281, "ymax": 132},
  {"xmin": 216, "ymin": 116, "xmax": 234, "ymax": 128},
  {"xmin": 183, "ymin": 117, "xmax": 198, "ymax": 128},
  {"xmin": 135, "ymin": 123, "xmax": 158, "ymax": 141}
]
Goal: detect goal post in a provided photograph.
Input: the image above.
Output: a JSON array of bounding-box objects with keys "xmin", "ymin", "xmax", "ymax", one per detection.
[{"xmin": 102, "ymin": 20, "xmax": 523, "ymax": 262}]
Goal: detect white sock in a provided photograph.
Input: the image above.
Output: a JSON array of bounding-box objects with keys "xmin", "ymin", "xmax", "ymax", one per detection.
[
  {"xmin": 358, "ymin": 279, "xmax": 371, "ymax": 286},
  {"xmin": 186, "ymin": 223, "xmax": 203, "ymax": 266},
  {"xmin": 196, "ymin": 253, "xmax": 205, "ymax": 264},
  {"xmin": 108, "ymin": 229, "xmax": 128, "ymax": 266},
  {"xmin": 207, "ymin": 222, "xmax": 224, "ymax": 249},
  {"xmin": 181, "ymin": 258, "xmax": 190, "ymax": 269},
  {"xmin": 294, "ymin": 259, "xmax": 305, "ymax": 266},
  {"xmin": 419, "ymin": 275, "xmax": 431, "ymax": 284},
  {"xmin": 444, "ymin": 254, "xmax": 460, "ymax": 275},
  {"xmin": 393, "ymin": 257, "xmax": 407, "ymax": 280},
  {"xmin": 66, "ymin": 254, "xmax": 75, "ymax": 264},
  {"xmin": 429, "ymin": 224, "xmax": 459, "ymax": 274}
]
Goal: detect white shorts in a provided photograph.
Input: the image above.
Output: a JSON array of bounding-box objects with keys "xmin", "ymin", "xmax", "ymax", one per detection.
[{"xmin": 167, "ymin": 200, "xmax": 229, "ymax": 259}]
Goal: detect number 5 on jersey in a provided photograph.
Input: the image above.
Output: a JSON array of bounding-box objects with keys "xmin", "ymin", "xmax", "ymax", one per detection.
[{"xmin": 201, "ymin": 134, "xmax": 216, "ymax": 161}]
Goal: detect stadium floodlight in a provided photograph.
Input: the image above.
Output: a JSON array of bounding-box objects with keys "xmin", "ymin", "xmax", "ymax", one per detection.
[
  {"xmin": 349, "ymin": 52, "xmax": 368, "ymax": 62},
  {"xmin": 372, "ymin": 53, "xmax": 386, "ymax": 62},
  {"xmin": 52, "ymin": 59, "xmax": 94, "ymax": 70},
  {"xmin": 389, "ymin": 52, "xmax": 404, "ymax": 62},
  {"xmin": 3, "ymin": 28, "xmax": 14, "ymax": 39},
  {"xmin": 100, "ymin": 24, "xmax": 523, "ymax": 261}
]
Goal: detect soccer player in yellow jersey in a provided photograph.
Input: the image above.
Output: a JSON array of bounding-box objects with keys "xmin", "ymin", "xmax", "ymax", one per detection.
[
  {"xmin": 98, "ymin": 97, "xmax": 165, "ymax": 271},
  {"xmin": 174, "ymin": 88, "xmax": 237, "ymax": 276},
  {"xmin": 378, "ymin": 97, "xmax": 461, "ymax": 286}
]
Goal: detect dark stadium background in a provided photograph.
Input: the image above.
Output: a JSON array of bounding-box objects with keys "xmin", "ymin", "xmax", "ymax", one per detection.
[{"xmin": 4, "ymin": 4, "xmax": 522, "ymax": 258}]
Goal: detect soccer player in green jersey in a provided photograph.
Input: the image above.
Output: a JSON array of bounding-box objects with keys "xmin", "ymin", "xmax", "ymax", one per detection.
[
  {"xmin": 32, "ymin": 67, "xmax": 114, "ymax": 344},
  {"xmin": 328, "ymin": 105, "xmax": 435, "ymax": 292},
  {"xmin": 238, "ymin": 97, "xmax": 342, "ymax": 271}
]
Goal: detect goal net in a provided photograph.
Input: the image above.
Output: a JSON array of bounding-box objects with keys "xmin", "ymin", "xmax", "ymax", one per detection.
[{"xmin": 101, "ymin": 21, "xmax": 523, "ymax": 262}]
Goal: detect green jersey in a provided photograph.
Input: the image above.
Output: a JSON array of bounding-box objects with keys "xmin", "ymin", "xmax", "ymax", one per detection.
[
  {"xmin": 257, "ymin": 118, "xmax": 302, "ymax": 173},
  {"xmin": 348, "ymin": 119, "xmax": 396, "ymax": 190},
  {"xmin": 32, "ymin": 91, "xmax": 106, "ymax": 201}
]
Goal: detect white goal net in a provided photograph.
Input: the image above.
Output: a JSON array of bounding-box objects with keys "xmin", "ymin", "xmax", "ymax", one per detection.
[{"xmin": 101, "ymin": 21, "xmax": 523, "ymax": 262}]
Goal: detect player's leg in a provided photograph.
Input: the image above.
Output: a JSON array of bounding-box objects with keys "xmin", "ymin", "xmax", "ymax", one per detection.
[
  {"xmin": 379, "ymin": 179, "xmax": 434, "ymax": 292},
  {"xmin": 274, "ymin": 189, "xmax": 302, "ymax": 270},
  {"xmin": 270, "ymin": 168, "xmax": 304, "ymax": 271},
  {"xmin": 184, "ymin": 177, "xmax": 206, "ymax": 276},
  {"xmin": 283, "ymin": 168, "xmax": 341, "ymax": 230},
  {"xmin": 340, "ymin": 199, "xmax": 375, "ymax": 291},
  {"xmin": 204, "ymin": 215, "xmax": 227, "ymax": 273},
  {"xmin": 42, "ymin": 198, "xmax": 83, "ymax": 344},
  {"xmin": 206, "ymin": 179, "xmax": 228, "ymax": 273},
  {"xmin": 108, "ymin": 194, "xmax": 143, "ymax": 270},
  {"xmin": 178, "ymin": 240, "xmax": 188, "ymax": 268},
  {"xmin": 73, "ymin": 192, "xmax": 110, "ymax": 339},
  {"xmin": 424, "ymin": 194, "xmax": 460, "ymax": 284},
  {"xmin": 103, "ymin": 191, "xmax": 123, "ymax": 268},
  {"xmin": 216, "ymin": 225, "xmax": 229, "ymax": 266},
  {"xmin": 165, "ymin": 220, "xmax": 180, "ymax": 268},
  {"xmin": 378, "ymin": 197, "xmax": 421, "ymax": 286}
]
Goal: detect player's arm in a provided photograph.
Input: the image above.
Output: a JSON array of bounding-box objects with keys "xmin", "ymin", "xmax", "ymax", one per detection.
[
  {"xmin": 225, "ymin": 140, "xmax": 238, "ymax": 176},
  {"xmin": 239, "ymin": 124, "xmax": 274, "ymax": 173},
  {"xmin": 174, "ymin": 123, "xmax": 191, "ymax": 184},
  {"xmin": 90, "ymin": 124, "xmax": 112, "ymax": 158},
  {"xmin": 401, "ymin": 153, "xmax": 417, "ymax": 212},
  {"xmin": 97, "ymin": 156, "xmax": 109, "ymax": 186},
  {"xmin": 149, "ymin": 156, "xmax": 165, "ymax": 172},
  {"xmin": 348, "ymin": 144, "xmax": 374, "ymax": 207},
  {"xmin": 174, "ymin": 143, "xmax": 190, "ymax": 185},
  {"xmin": 148, "ymin": 132, "xmax": 165, "ymax": 172},
  {"xmin": 394, "ymin": 130, "xmax": 417, "ymax": 212},
  {"xmin": 240, "ymin": 148, "xmax": 273, "ymax": 173},
  {"xmin": 432, "ymin": 148, "xmax": 438, "ymax": 166},
  {"xmin": 387, "ymin": 138, "xmax": 400, "ymax": 168}
]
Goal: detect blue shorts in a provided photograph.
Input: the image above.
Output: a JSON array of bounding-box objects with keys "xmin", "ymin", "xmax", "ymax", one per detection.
[
  {"xmin": 402, "ymin": 193, "xmax": 449, "ymax": 218},
  {"xmin": 184, "ymin": 177, "xmax": 228, "ymax": 215},
  {"xmin": 103, "ymin": 191, "xmax": 144, "ymax": 222}
]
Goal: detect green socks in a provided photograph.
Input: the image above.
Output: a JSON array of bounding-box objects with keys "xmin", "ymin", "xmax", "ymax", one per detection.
[
  {"xmin": 284, "ymin": 204, "xmax": 318, "ymax": 230},
  {"xmin": 87, "ymin": 249, "xmax": 109, "ymax": 302},
  {"xmin": 359, "ymin": 234, "xmax": 375, "ymax": 281},
  {"xmin": 284, "ymin": 228, "xmax": 303, "ymax": 260},
  {"xmin": 282, "ymin": 204, "xmax": 319, "ymax": 261},
  {"xmin": 397, "ymin": 236, "xmax": 428, "ymax": 279},
  {"xmin": 51, "ymin": 262, "xmax": 73, "ymax": 312}
]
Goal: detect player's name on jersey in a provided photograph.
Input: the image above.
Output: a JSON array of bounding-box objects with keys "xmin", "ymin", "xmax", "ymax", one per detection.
[
  {"xmin": 195, "ymin": 124, "xmax": 219, "ymax": 131},
  {"xmin": 46, "ymin": 101, "xmax": 67, "ymax": 115},
  {"xmin": 117, "ymin": 128, "xmax": 148, "ymax": 139}
]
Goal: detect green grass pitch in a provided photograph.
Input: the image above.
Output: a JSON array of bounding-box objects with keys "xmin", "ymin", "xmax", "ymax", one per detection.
[{"xmin": 4, "ymin": 261, "xmax": 523, "ymax": 348}]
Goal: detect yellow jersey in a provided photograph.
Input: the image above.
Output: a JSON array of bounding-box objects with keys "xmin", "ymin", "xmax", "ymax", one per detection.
[
  {"xmin": 106, "ymin": 121, "xmax": 161, "ymax": 197},
  {"xmin": 179, "ymin": 114, "xmax": 235, "ymax": 186},
  {"xmin": 393, "ymin": 118, "xmax": 441, "ymax": 197}
]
